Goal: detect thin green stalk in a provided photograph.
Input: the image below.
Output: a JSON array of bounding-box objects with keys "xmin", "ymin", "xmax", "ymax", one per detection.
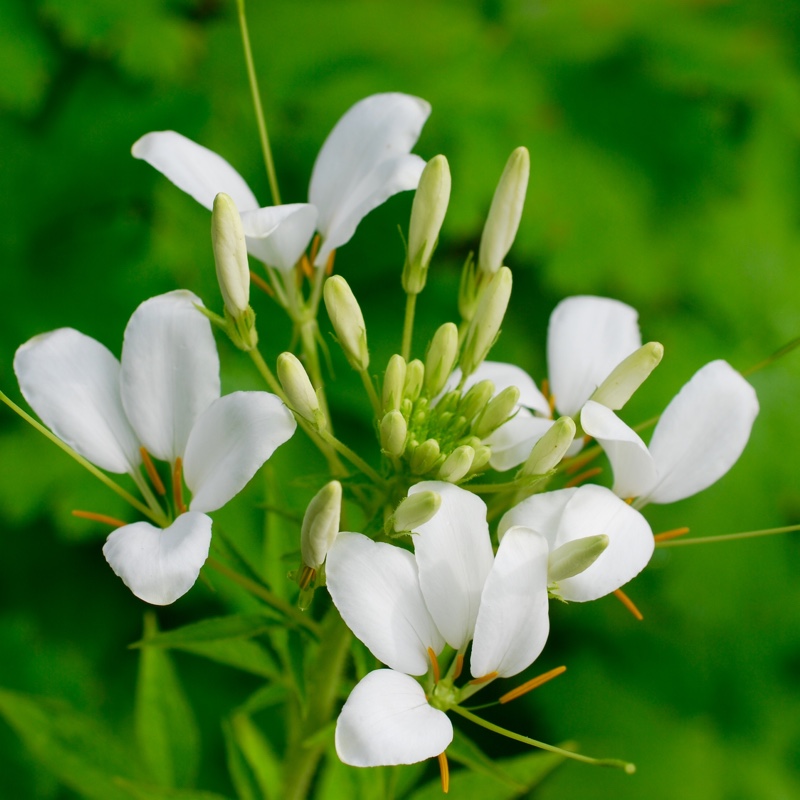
[
  {"xmin": 467, "ymin": 479, "xmax": 525, "ymax": 494},
  {"xmin": 320, "ymin": 429, "xmax": 387, "ymax": 488},
  {"xmin": 236, "ymin": 0, "xmax": 281, "ymax": 204},
  {"xmin": 359, "ymin": 368, "xmax": 382, "ymax": 419},
  {"xmin": 656, "ymin": 524, "xmax": 800, "ymax": 548},
  {"xmin": 401, "ymin": 292, "xmax": 417, "ymax": 361},
  {"xmin": 299, "ymin": 317, "xmax": 332, "ymax": 427}
]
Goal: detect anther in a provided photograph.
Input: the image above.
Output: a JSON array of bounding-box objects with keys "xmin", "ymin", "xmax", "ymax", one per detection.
[
  {"xmin": 452, "ymin": 653, "xmax": 464, "ymax": 680},
  {"xmin": 299, "ymin": 255, "xmax": 313, "ymax": 279},
  {"xmin": 437, "ymin": 752, "xmax": 450, "ymax": 794},
  {"xmin": 428, "ymin": 647, "xmax": 441, "ymax": 684},
  {"xmin": 468, "ymin": 671, "xmax": 498, "ymax": 686},
  {"xmin": 613, "ymin": 588, "xmax": 643, "ymax": 621},
  {"xmin": 249, "ymin": 270, "xmax": 274, "ymax": 297},
  {"xmin": 173, "ymin": 457, "xmax": 186, "ymax": 514},
  {"xmin": 309, "ymin": 234, "xmax": 321, "ymax": 266},
  {"xmin": 564, "ymin": 466, "xmax": 603, "ymax": 488},
  {"xmin": 71, "ymin": 510, "xmax": 127, "ymax": 528},
  {"xmin": 654, "ymin": 526, "xmax": 690, "ymax": 543},
  {"xmin": 298, "ymin": 565, "xmax": 316, "ymax": 590},
  {"xmin": 140, "ymin": 447, "xmax": 166, "ymax": 495},
  {"xmin": 499, "ymin": 665, "xmax": 567, "ymax": 704},
  {"xmin": 325, "ymin": 249, "xmax": 336, "ymax": 276}
]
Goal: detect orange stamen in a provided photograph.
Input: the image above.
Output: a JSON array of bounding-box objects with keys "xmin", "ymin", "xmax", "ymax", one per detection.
[
  {"xmin": 298, "ymin": 565, "xmax": 316, "ymax": 590},
  {"xmin": 428, "ymin": 647, "xmax": 441, "ymax": 683},
  {"xmin": 299, "ymin": 254, "xmax": 314, "ymax": 279},
  {"xmin": 564, "ymin": 466, "xmax": 602, "ymax": 488},
  {"xmin": 613, "ymin": 588, "xmax": 643, "ymax": 621},
  {"xmin": 499, "ymin": 665, "xmax": 567, "ymax": 704},
  {"xmin": 173, "ymin": 457, "xmax": 186, "ymax": 514},
  {"xmin": 452, "ymin": 653, "xmax": 464, "ymax": 680},
  {"xmin": 71, "ymin": 510, "xmax": 127, "ymax": 528},
  {"xmin": 325, "ymin": 249, "xmax": 336, "ymax": 276},
  {"xmin": 437, "ymin": 752, "xmax": 450, "ymax": 794},
  {"xmin": 624, "ymin": 497, "xmax": 634, "ymax": 505},
  {"xmin": 309, "ymin": 234, "xmax": 321, "ymax": 266},
  {"xmin": 249, "ymin": 269, "xmax": 274, "ymax": 297},
  {"xmin": 565, "ymin": 447, "xmax": 601, "ymax": 475},
  {"xmin": 140, "ymin": 447, "xmax": 166, "ymax": 495},
  {"xmin": 468, "ymin": 670, "xmax": 498, "ymax": 686},
  {"xmin": 654, "ymin": 526, "xmax": 691, "ymax": 543}
]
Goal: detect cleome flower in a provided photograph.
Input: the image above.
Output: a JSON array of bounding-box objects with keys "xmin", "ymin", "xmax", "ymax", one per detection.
[
  {"xmin": 14, "ymin": 290, "xmax": 296, "ymax": 604},
  {"xmin": 132, "ymin": 93, "xmax": 430, "ymax": 271},
  {"xmin": 326, "ymin": 481, "xmax": 550, "ymax": 767}
]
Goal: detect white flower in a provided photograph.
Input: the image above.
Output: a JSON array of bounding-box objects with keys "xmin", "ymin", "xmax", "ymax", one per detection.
[
  {"xmin": 132, "ymin": 93, "xmax": 430, "ymax": 271},
  {"xmin": 14, "ymin": 290, "xmax": 296, "ymax": 604},
  {"xmin": 326, "ymin": 482, "xmax": 550, "ymax": 767},
  {"xmin": 580, "ymin": 360, "xmax": 759, "ymax": 507}
]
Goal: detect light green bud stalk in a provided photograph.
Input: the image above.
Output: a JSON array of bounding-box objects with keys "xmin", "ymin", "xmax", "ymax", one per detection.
[
  {"xmin": 520, "ymin": 416, "xmax": 576, "ymax": 477},
  {"xmin": 404, "ymin": 359, "xmax": 425, "ymax": 402},
  {"xmin": 212, "ymin": 192, "xmax": 257, "ymax": 350},
  {"xmin": 410, "ymin": 438, "xmax": 441, "ymax": 474},
  {"xmin": 548, "ymin": 534, "xmax": 609, "ymax": 584},
  {"xmin": 380, "ymin": 410, "xmax": 408, "ymax": 457},
  {"xmin": 392, "ymin": 490, "xmax": 442, "ymax": 533},
  {"xmin": 590, "ymin": 342, "xmax": 665, "ymax": 410},
  {"xmin": 424, "ymin": 322, "xmax": 459, "ymax": 397},
  {"xmin": 477, "ymin": 147, "xmax": 530, "ymax": 275},
  {"xmin": 300, "ymin": 480, "xmax": 342, "ymax": 571},
  {"xmin": 460, "ymin": 267, "xmax": 513, "ymax": 378},
  {"xmin": 458, "ymin": 380, "xmax": 496, "ymax": 421},
  {"xmin": 323, "ymin": 275, "xmax": 369, "ymax": 371},
  {"xmin": 277, "ymin": 352, "xmax": 326, "ymax": 431},
  {"xmin": 403, "ymin": 155, "xmax": 451, "ymax": 294},
  {"xmin": 474, "ymin": 385, "xmax": 520, "ymax": 438},
  {"xmin": 382, "ymin": 354, "xmax": 407, "ymax": 413},
  {"xmin": 437, "ymin": 445, "xmax": 475, "ymax": 483}
]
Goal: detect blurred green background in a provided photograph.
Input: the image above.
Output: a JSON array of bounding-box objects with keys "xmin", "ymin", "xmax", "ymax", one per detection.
[{"xmin": 2, "ymin": 0, "xmax": 800, "ymax": 797}]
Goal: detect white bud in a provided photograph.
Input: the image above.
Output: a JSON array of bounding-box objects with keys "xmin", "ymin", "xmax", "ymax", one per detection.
[
  {"xmin": 380, "ymin": 410, "xmax": 408, "ymax": 457},
  {"xmin": 410, "ymin": 438, "xmax": 440, "ymax": 474},
  {"xmin": 277, "ymin": 352, "xmax": 324, "ymax": 429},
  {"xmin": 474, "ymin": 385, "xmax": 520, "ymax": 438},
  {"xmin": 520, "ymin": 417, "xmax": 576, "ymax": 477},
  {"xmin": 300, "ymin": 481, "xmax": 342, "ymax": 570},
  {"xmin": 382, "ymin": 354, "xmax": 407, "ymax": 413},
  {"xmin": 437, "ymin": 445, "xmax": 475, "ymax": 483},
  {"xmin": 590, "ymin": 342, "xmax": 664, "ymax": 410},
  {"xmin": 477, "ymin": 147, "xmax": 530, "ymax": 275},
  {"xmin": 458, "ymin": 380, "xmax": 496, "ymax": 421},
  {"xmin": 424, "ymin": 323, "xmax": 459, "ymax": 397},
  {"xmin": 548, "ymin": 534, "xmax": 609, "ymax": 583},
  {"xmin": 461, "ymin": 267, "xmax": 512, "ymax": 378},
  {"xmin": 323, "ymin": 276, "xmax": 369, "ymax": 371},
  {"xmin": 393, "ymin": 490, "xmax": 442, "ymax": 532},
  {"xmin": 212, "ymin": 193, "xmax": 250, "ymax": 317}
]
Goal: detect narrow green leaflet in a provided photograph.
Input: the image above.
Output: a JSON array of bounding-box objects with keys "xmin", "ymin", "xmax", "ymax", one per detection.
[
  {"xmin": 227, "ymin": 712, "xmax": 283, "ymax": 800},
  {"xmin": 114, "ymin": 778, "xmax": 236, "ymax": 800},
  {"xmin": 135, "ymin": 613, "xmax": 201, "ymax": 789},
  {"xmin": 222, "ymin": 718, "xmax": 260, "ymax": 800}
]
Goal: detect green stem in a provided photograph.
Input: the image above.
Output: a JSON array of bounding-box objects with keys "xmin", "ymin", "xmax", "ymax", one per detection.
[
  {"xmin": 401, "ymin": 292, "xmax": 417, "ymax": 361},
  {"xmin": 299, "ymin": 317, "xmax": 332, "ymax": 428},
  {"xmin": 359, "ymin": 368, "xmax": 382, "ymax": 419},
  {"xmin": 466, "ymin": 480, "xmax": 525, "ymax": 494},
  {"xmin": 236, "ymin": 0, "xmax": 281, "ymax": 205},
  {"xmin": 451, "ymin": 706, "xmax": 635, "ymax": 773},
  {"xmin": 656, "ymin": 524, "xmax": 800, "ymax": 548},
  {"xmin": 320, "ymin": 429, "xmax": 387, "ymax": 487}
]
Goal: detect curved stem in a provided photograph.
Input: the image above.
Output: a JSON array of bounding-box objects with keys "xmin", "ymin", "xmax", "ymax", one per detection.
[
  {"xmin": 401, "ymin": 292, "xmax": 417, "ymax": 361},
  {"xmin": 319, "ymin": 430, "xmax": 387, "ymax": 488},
  {"xmin": 359, "ymin": 368, "xmax": 382, "ymax": 419},
  {"xmin": 656, "ymin": 524, "xmax": 800, "ymax": 548}
]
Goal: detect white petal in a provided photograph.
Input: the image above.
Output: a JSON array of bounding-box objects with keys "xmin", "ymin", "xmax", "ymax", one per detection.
[
  {"xmin": 132, "ymin": 131, "xmax": 259, "ymax": 212},
  {"xmin": 121, "ymin": 291, "xmax": 220, "ymax": 463},
  {"xmin": 498, "ymin": 487, "xmax": 577, "ymax": 549},
  {"xmin": 470, "ymin": 527, "xmax": 550, "ymax": 679},
  {"xmin": 552, "ymin": 485, "xmax": 653, "ymax": 602},
  {"xmin": 185, "ymin": 392, "xmax": 296, "ymax": 513},
  {"xmin": 240, "ymin": 204, "xmax": 318, "ymax": 271},
  {"xmin": 644, "ymin": 360, "xmax": 759, "ymax": 505},
  {"xmin": 102, "ymin": 512, "xmax": 212, "ymax": 605},
  {"xmin": 326, "ymin": 533, "xmax": 444, "ymax": 675},
  {"xmin": 409, "ymin": 482, "xmax": 494, "ymax": 650},
  {"xmin": 488, "ymin": 410, "xmax": 555, "ymax": 471},
  {"xmin": 14, "ymin": 329, "xmax": 141, "ymax": 474},
  {"xmin": 547, "ymin": 296, "xmax": 641, "ymax": 417},
  {"xmin": 335, "ymin": 670, "xmax": 453, "ymax": 767},
  {"xmin": 580, "ymin": 401, "xmax": 657, "ymax": 499}
]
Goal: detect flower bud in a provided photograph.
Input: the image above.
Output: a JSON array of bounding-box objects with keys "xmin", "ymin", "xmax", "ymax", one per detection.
[
  {"xmin": 277, "ymin": 352, "xmax": 325, "ymax": 430},
  {"xmin": 380, "ymin": 410, "xmax": 408, "ymax": 457},
  {"xmin": 424, "ymin": 322, "xmax": 458, "ymax": 397},
  {"xmin": 520, "ymin": 416, "xmax": 576, "ymax": 477},
  {"xmin": 477, "ymin": 147, "xmax": 530, "ymax": 275},
  {"xmin": 548, "ymin": 534, "xmax": 609, "ymax": 584},
  {"xmin": 410, "ymin": 438, "xmax": 441, "ymax": 474},
  {"xmin": 460, "ymin": 267, "xmax": 513, "ymax": 378},
  {"xmin": 382, "ymin": 354, "xmax": 407, "ymax": 413},
  {"xmin": 404, "ymin": 359, "xmax": 425, "ymax": 402},
  {"xmin": 392, "ymin": 490, "xmax": 442, "ymax": 533},
  {"xmin": 437, "ymin": 445, "xmax": 475, "ymax": 483},
  {"xmin": 212, "ymin": 193, "xmax": 250, "ymax": 317},
  {"xmin": 403, "ymin": 155, "xmax": 451, "ymax": 294},
  {"xmin": 300, "ymin": 480, "xmax": 342, "ymax": 570},
  {"xmin": 590, "ymin": 342, "xmax": 664, "ymax": 410},
  {"xmin": 469, "ymin": 444, "xmax": 492, "ymax": 474},
  {"xmin": 474, "ymin": 385, "xmax": 520, "ymax": 438},
  {"xmin": 457, "ymin": 379, "xmax": 495, "ymax": 422},
  {"xmin": 323, "ymin": 275, "xmax": 369, "ymax": 371}
]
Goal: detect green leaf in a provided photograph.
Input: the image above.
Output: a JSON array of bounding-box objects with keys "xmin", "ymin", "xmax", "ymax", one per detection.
[
  {"xmin": 222, "ymin": 719, "xmax": 260, "ymax": 800},
  {"xmin": 286, "ymin": 628, "xmax": 307, "ymax": 706},
  {"xmin": 172, "ymin": 639, "xmax": 282, "ymax": 680},
  {"xmin": 446, "ymin": 728, "xmax": 527, "ymax": 791},
  {"xmin": 135, "ymin": 613, "xmax": 201, "ymax": 789},
  {"xmin": 131, "ymin": 613, "xmax": 280, "ymax": 648},
  {"xmin": 115, "ymin": 777, "xmax": 235, "ymax": 800},
  {"xmin": 228, "ymin": 712, "xmax": 283, "ymax": 800},
  {"xmin": 237, "ymin": 683, "xmax": 287, "ymax": 716}
]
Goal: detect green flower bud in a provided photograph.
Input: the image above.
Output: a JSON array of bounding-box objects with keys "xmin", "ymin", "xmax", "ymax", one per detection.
[
  {"xmin": 404, "ymin": 359, "xmax": 425, "ymax": 402},
  {"xmin": 382, "ymin": 354, "xmax": 407, "ymax": 413},
  {"xmin": 474, "ymin": 385, "xmax": 520, "ymax": 438},
  {"xmin": 460, "ymin": 267, "xmax": 512, "ymax": 378},
  {"xmin": 469, "ymin": 444, "xmax": 492, "ymax": 474},
  {"xmin": 424, "ymin": 322, "xmax": 459, "ymax": 397},
  {"xmin": 458, "ymin": 379, "xmax": 496, "ymax": 422},
  {"xmin": 410, "ymin": 438, "xmax": 440, "ymax": 474},
  {"xmin": 277, "ymin": 352, "xmax": 325, "ymax": 430},
  {"xmin": 548, "ymin": 534, "xmax": 609, "ymax": 584},
  {"xmin": 437, "ymin": 445, "xmax": 475, "ymax": 483},
  {"xmin": 590, "ymin": 342, "xmax": 664, "ymax": 410},
  {"xmin": 300, "ymin": 481, "xmax": 342, "ymax": 571},
  {"xmin": 520, "ymin": 416, "xmax": 576, "ymax": 477},
  {"xmin": 403, "ymin": 155, "xmax": 451, "ymax": 294},
  {"xmin": 392, "ymin": 490, "xmax": 442, "ymax": 533},
  {"xmin": 477, "ymin": 147, "xmax": 530, "ymax": 275},
  {"xmin": 380, "ymin": 410, "xmax": 408, "ymax": 457},
  {"xmin": 323, "ymin": 275, "xmax": 369, "ymax": 371}
]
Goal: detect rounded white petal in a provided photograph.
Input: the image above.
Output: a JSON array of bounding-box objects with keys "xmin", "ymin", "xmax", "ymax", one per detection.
[
  {"xmin": 498, "ymin": 487, "xmax": 577, "ymax": 549},
  {"xmin": 326, "ymin": 533, "xmax": 444, "ymax": 675},
  {"xmin": 488, "ymin": 410, "xmax": 555, "ymax": 471},
  {"xmin": 409, "ymin": 482, "xmax": 494, "ymax": 650},
  {"xmin": 131, "ymin": 131, "xmax": 259, "ymax": 212},
  {"xmin": 14, "ymin": 329, "xmax": 141, "ymax": 474},
  {"xmin": 552, "ymin": 485, "xmax": 653, "ymax": 602},
  {"xmin": 185, "ymin": 392, "xmax": 296, "ymax": 513},
  {"xmin": 335, "ymin": 670, "xmax": 453, "ymax": 767},
  {"xmin": 240, "ymin": 204, "xmax": 318, "ymax": 271},
  {"xmin": 580, "ymin": 400, "xmax": 657, "ymax": 499},
  {"xmin": 471, "ymin": 527, "xmax": 550, "ymax": 679},
  {"xmin": 547, "ymin": 296, "xmax": 642, "ymax": 417},
  {"xmin": 121, "ymin": 291, "xmax": 220, "ymax": 463},
  {"xmin": 102, "ymin": 512, "xmax": 212, "ymax": 605}
]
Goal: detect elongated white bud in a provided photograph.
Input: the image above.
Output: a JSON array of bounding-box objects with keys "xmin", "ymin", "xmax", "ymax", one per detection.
[
  {"xmin": 437, "ymin": 445, "xmax": 475, "ymax": 483},
  {"xmin": 300, "ymin": 481, "xmax": 342, "ymax": 570},
  {"xmin": 323, "ymin": 276, "xmax": 369, "ymax": 371},
  {"xmin": 458, "ymin": 379, "xmax": 495, "ymax": 422},
  {"xmin": 212, "ymin": 193, "xmax": 250, "ymax": 317},
  {"xmin": 520, "ymin": 417, "xmax": 576, "ymax": 477},
  {"xmin": 461, "ymin": 267, "xmax": 512, "ymax": 378},
  {"xmin": 424, "ymin": 323, "xmax": 458, "ymax": 397},
  {"xmin": 410, "ymin": 438, "xmax": 441, "ymax": 474},
  {"xmin": 404, "ymin": 359, "xmax": 425, "ymax": 402},
  {"xmin": 548, "ymin": 534, "xmax": 609, "ymax": 583},
  {"xmin": 392, "ymin": 490, "xmax": 442, "ymax": 532},
  {"xmin": 477, "ymin": 147, "xmax": 530, "ymax": 275},
  {"xmin": 277, "ymin": 352, "xmax": 325, "ymax": 430},
  {"xmin": 380, "ymin": 410, "xmax": 408, "ymax": 457},
  {"xmin": 590, "ymin": 342, "xmax": 664, "ymax": 410},
  {"xmin": 474, "ymin": 385, "xmax": 520, "ymax": 438},
  {"xmin": 382, "ymin": 354, "xmax": 407, "ymax": 412}
]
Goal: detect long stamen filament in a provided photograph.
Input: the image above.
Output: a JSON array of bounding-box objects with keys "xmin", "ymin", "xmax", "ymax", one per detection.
[
  {"xmin": 72, "ymin": 510, "xmax": 128, "ymax": 528},
  {"xmin": 656, "ymin": 524, "xmax": 800, "ymax": 548},
  {"xmin": 173, "ymin": 457, "xmax": 186, "ymax": 514},
  {"xmin": 428, "ymin": 648, "xmax": 441, "ymax": 684},
  {"xmin": 437, "ymin": 752, "xmax": 450, "ymax": 794},
  {"xmin": 499, "ymin": 665, "xmax": 567, "ymax": 705},
  {"xmin": 564, "ymin": 466, "xmax": 603, "ymax": 488},
  {"xmin": 653, "ymin": 526, "xmax": 690, "ymax": 543},
  {"xmin": 249, "ymin": 270, "xmax": 275, "ymax": 298},
  {"xmin": 453, "ymin": 653, "xmax": 464, "ymax": 681},
  {"xmin": 139, "ymin": 447, "xmax": 166, "ymax": 495},
  {"xmin": 613, "ymin": 588, "xmax": 643, "ymax": 621}
]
